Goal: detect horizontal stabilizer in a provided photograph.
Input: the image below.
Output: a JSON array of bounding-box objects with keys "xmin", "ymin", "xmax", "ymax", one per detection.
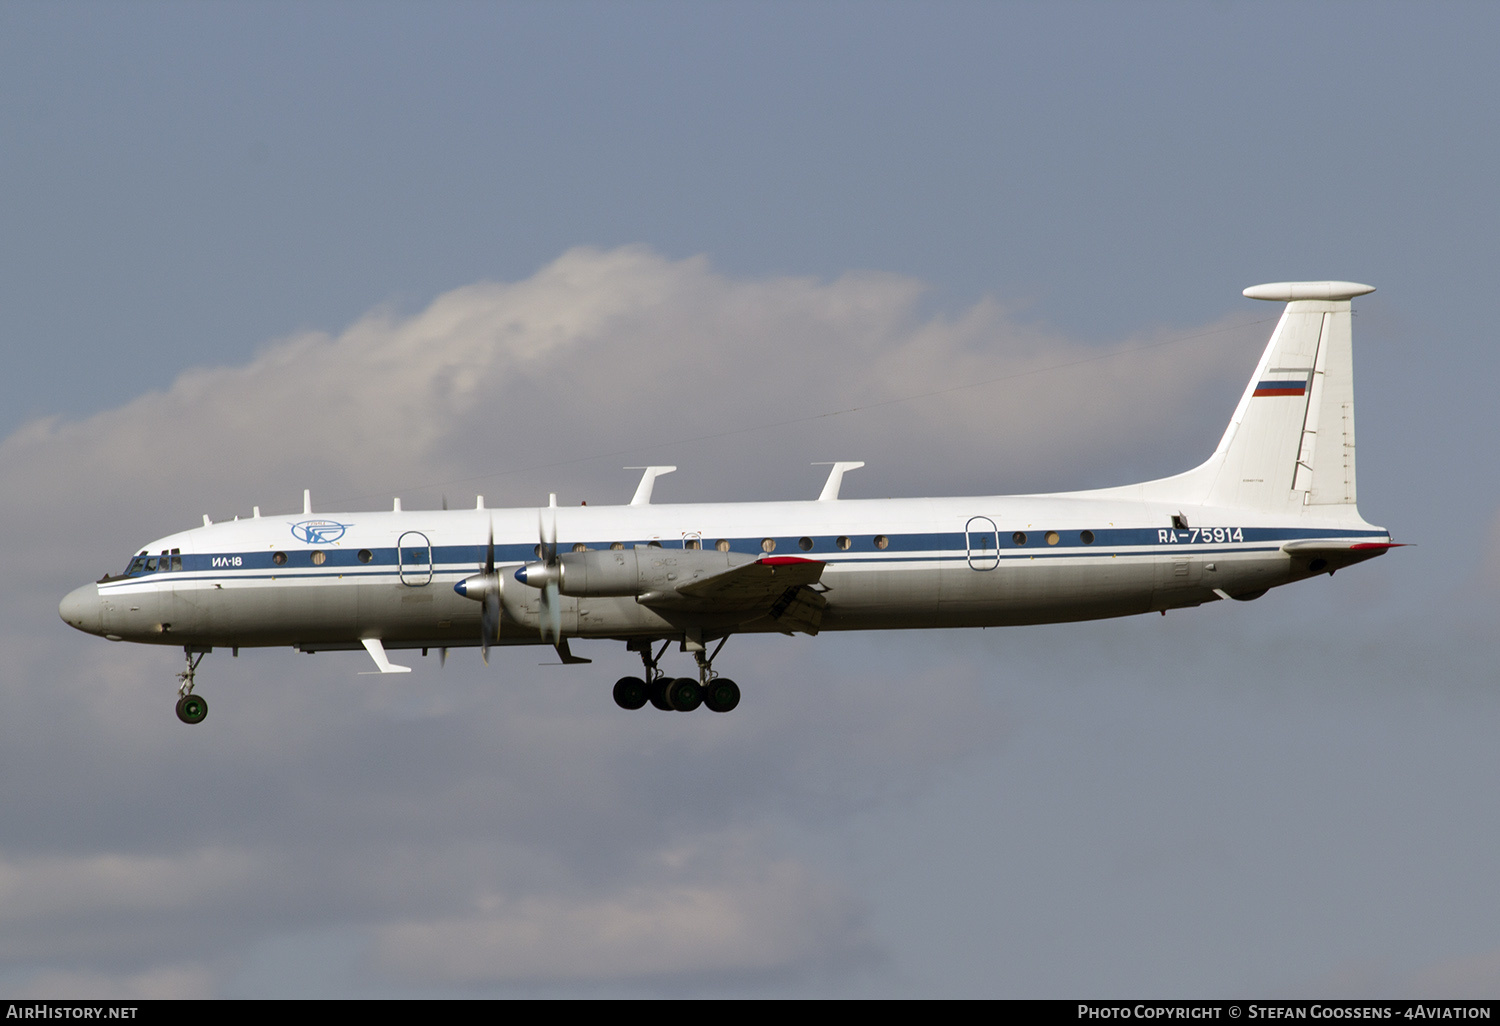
[
  {"xmin": 1281, "ymin": 539, "xmax": 1404, "ymax": 573},
  {"xmin": 1280, "ymin": 540, "xmax": 1404, "ymax": 554}
]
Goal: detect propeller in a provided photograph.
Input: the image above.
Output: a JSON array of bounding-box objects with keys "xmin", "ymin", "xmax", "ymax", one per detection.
[
  {"xmin": 451, "ymin": 519, "xmax": 502, "ymax": 665},
  {"xmin": 504, "ymin": 495, "xmax": 571, "ymax": 644},
  {"xmin": 537, "ymin": 499, "xmax": 561, "ymax": 644},
  {"xmin": 511, "ymin": 496, "xmax": 564, "ymax": 643}
]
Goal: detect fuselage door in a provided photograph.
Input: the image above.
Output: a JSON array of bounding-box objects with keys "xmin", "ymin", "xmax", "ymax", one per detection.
[
  {"xmin": 398, "ymin": 531, "xmax": 433, "ymax": 587},
  {"xmin": 965, "ymin": 516, "xmax": 999, "ymax": 571}
]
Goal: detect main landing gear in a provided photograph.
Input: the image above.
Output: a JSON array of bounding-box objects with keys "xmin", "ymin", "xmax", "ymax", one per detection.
[
  {"xmin": 175, "ymin": 647, "xmax": 208, "ymax": 724},
  {"xmin": 615, "ymin": 638, "xmax": 741, "ymax": 714}
]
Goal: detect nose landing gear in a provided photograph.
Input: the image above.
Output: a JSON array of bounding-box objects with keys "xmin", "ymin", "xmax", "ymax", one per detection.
[{"xmin": 174, "ymin": 647, "xmax": 208, "ymax": 724}]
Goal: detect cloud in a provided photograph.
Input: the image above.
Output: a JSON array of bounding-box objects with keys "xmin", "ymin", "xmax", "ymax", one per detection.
[
  {"xmin": 12, "ymin": 964, "xmax": 217, "ymax": 1001},
  {"xmin": 0, "ymin": 247, "xmax": 1267, "ymax": 994},
  {"xmin": 1408, "ymin": 945, "xmax": 1500, "ymax": 999},
  {"xmin": 0, "ymin": 846, "xmax": 259, "ymax": 929},
  {"xmin": 1, "ymin": 245, "xmax": 1258, "ymax": 592},
  {"xmin": 1290, "ymin": 944, "xmax": 1500, "ymax": 1000},
  {"xmin": 370, "ymin": 838, "xmax": 875, "ymax": 985}
]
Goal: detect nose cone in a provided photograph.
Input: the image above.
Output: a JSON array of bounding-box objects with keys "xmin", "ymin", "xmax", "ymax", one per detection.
[{"xmin": 59, "ymin": 584, "xmax": 105, "ymax": 636}]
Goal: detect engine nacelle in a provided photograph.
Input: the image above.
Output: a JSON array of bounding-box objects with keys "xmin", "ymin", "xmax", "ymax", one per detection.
[{"xmin": 516, "ymin": 547, "xmax": 757, "ymax": 598}]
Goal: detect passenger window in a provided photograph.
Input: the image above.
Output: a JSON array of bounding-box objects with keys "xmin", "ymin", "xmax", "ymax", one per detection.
[
  {"xmin": 874, "ymin": 535, "xmax": 889, "ymax": 550},
  {"xmin": 358, "ymin": 549, "xmax": 373, "ymax": 563},
  {"xmin": 715, "ymin": 539, "xmax": 730, "ymax": 553},
  {"xmin": 272, "ymin": 552, "xmax": 287, "ymax": 566}
]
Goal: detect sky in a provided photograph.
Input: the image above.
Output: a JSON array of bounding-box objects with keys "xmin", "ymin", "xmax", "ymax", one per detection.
[{"xmin": 3, "ymin": 0, "xmax": 1498, "ymax": 998}]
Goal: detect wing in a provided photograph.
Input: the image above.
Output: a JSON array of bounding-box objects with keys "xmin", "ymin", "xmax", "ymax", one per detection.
[{"xmin": 641, "ymin": 555, "xmax": 829, "ymax": 634}]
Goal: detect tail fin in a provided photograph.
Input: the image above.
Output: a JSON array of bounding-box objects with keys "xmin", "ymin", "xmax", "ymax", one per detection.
[{"xmin": 1131, "ymin": 281, "xmax": 1375, "ymax": 516}]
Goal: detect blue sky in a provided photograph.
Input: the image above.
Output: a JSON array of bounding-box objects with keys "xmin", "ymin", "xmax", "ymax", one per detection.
[{"xmin": 3, "ymin": 1, "xmax": 1498, "ymax": 997}]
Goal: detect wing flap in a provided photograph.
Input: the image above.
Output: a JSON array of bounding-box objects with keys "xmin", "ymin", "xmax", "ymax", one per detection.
[
  {"xmin": 766, "ymin": 583, "xmax": 828, "ymax": 635},
  {"xmin": 671, "ymin": 555, "xmax": 826, "ymax": 607},
  {"xmin": 638, "ymin": 556, "xmax": 829, "ymax": 634}
]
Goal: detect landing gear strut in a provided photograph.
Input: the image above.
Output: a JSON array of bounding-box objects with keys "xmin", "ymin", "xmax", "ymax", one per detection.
[
  {"xmin": 695, "ymin": 638, "xmax": 739, "ymax": 713},
  {"xmin": 615, "ymin": 637, "xmax": 739, "ymax": 713},
  {"xmin": 175, "ymin": 647, "xmax": 208, "ymax": 724}
]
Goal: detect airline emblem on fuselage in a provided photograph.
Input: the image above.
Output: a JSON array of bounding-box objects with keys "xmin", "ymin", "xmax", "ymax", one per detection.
[{"xmin": 289, "ymin": 519, "xmax": 351, "ymax": 544}]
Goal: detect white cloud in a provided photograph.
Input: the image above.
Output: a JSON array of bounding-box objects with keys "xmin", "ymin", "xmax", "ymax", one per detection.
[
  {"xmin": 2, "ymin": 245, "xmax": 1257, "ymax": 594},
  {"xmin": 0, "ymin": 247, "xmax": 1268, "ymax": 994}
]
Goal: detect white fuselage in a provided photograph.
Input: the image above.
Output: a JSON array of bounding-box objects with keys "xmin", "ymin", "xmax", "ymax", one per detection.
[
  {"xmin": 61, "ymin": 491, "xmax": 1389, "ymax": 655},
  {"xmin": 58, "ymin": 280, "xmax": 1395, "ymax": 686}
]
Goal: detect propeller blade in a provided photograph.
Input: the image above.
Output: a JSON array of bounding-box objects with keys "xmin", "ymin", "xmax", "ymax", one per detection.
[
  {"xmin": 541, "ymin": 580, "xmax": 561, "ymax": 643},
  {"xmin": 479, "ymin": 520, "xmax": 499, "ymax": 665},
  {"xmin": 538, "ymin": 506, "xmax": 557, "ymax": 566},
  {"xmin": 439, "ymin": 646, "xmax": 448, "ymax": 668},
  {"xmin": 482, "ymin": 590, "xmax": 499, "ymax": 664}
]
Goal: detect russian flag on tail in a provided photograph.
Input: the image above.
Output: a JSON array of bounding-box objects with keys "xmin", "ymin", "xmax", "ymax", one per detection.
[{"xmin": 1253, "ymin": 374, "xmax": 1309, "ymax": 398}]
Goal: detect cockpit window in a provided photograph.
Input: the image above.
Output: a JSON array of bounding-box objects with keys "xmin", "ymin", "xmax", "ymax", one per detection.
[{"xmin": 123, "ymin": 547, "xmax": 183, "ymax": 575}]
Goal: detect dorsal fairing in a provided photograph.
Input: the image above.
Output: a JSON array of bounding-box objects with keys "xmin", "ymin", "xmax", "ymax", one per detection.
[{"xmin": 1242, "ymin": 282, "xmax": 1374, "ymax": 303}]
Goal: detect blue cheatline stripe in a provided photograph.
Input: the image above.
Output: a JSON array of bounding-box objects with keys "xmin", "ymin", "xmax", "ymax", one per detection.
[
  {"xmin": 103, "ymin": 525, "xmax": 1389, "ymax": 584},
  {"xmin": 99, "ymin": 545, "xmax": 1304, "ymax": 592},
  {"xmin": 99, "ymin": 534, "xmax": 1386, "ymax": 588}
]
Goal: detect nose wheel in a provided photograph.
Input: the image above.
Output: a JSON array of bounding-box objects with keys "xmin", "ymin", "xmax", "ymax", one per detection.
[
  {"xmin": 175, "ymin": 693, "xmax": 208, "ymax": 724},
  {"xmin": 174, "ymin": 648, "xmax": 208, "ymax": 724}
]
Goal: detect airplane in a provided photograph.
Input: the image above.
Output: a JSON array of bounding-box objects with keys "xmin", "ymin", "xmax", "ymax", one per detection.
[{"xmin": 59, "ymin": 281, "xmax": 1399, "ymax": 724}]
